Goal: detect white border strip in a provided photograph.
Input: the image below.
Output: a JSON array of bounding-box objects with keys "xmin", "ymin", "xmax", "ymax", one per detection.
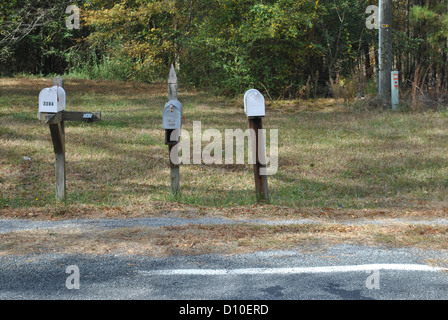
[{"xmin": 139, "ymin": 264, "xmax": 448, "ymax": 276}]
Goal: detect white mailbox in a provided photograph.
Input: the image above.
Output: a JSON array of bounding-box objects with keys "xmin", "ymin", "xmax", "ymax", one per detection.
[
  {"xmin": 163, "ymin": 99, "xmax": 183, "ymax": 130},
  {"xmin": 244, "ymin": 89, "xmax": 265, "ymax": 117},
  {"xmin": 39, "ymin": 85, "xmax": 66, "ymax": 113}
]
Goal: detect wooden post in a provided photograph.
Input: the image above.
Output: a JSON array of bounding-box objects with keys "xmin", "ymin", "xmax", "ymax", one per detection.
[
  {"xmin": 51, "ymin": 77, "xmax": 66, "ymax": 202},
  {"xmin": 168, "ymin": 64, "xmax": 178, "ymax": 101},
  {"xmin": 167, "ymin": 65, "xmax": 180, "ymax": 195},
  {"xmin": 169, "ymin": 143, "xmax": 180, "ymax": 195},
  {"xmin": 38, "ymin": 76, "xmax": 101, "ymax": 203},
  {"xmin": 248, "ymin": 117, "xmax": 269, "ymax": 202}
]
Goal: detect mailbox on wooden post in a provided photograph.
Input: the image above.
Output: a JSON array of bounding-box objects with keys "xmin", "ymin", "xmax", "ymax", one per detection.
[
  {"xmin": 244, "ymin": 89, "xmax": 269, "ymax": 202},
  {"xmin": 38, "ymin": 76, "xmax": 101, "ymax": 202},
  {"xmin": 165, "ymin": 65, "xmax": 182, "ymax": 195}
]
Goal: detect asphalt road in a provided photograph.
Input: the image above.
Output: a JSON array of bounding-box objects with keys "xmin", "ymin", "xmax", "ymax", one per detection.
[
  {"xmin": 1, "ymin": 217, "xmax": 448, "ymax": 305},
  {"xmin": 1, "ymin": 244, "xmax": 447, "ymax": 300}
]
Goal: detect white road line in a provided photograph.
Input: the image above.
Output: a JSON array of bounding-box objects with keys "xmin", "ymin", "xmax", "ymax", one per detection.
[{"xmin": 139, "ymin": 264, "xmax": 448, "ymax": 276}]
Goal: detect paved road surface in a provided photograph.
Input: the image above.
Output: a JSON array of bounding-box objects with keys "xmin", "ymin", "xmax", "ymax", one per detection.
[
  {"xmin": 1, "ymin": 244, "xmax": 447, "ymax": 300},
  {"xmin": 1, "ymin": 217, "xmax": 447, "ymax": 306}
]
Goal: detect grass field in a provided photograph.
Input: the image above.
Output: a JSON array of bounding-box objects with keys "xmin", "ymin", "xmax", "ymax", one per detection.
[{"xmin": 1, "ymin": 76, "xmax": 448, "ymax": 221}]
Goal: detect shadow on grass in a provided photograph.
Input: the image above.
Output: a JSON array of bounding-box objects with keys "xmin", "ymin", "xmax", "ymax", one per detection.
[{"xmin": 3, "ymin": 78, "xmax": 448, "ymax": 210}]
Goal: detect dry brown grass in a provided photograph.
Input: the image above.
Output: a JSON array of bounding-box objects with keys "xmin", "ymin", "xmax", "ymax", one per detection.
[
  {"xmin": 2, "ymin": 76, "xmax": 448, "ymax": 224},
  {"xmin": 2, "ymin": 202, "xmax": 448, "ymax": 222},
  {"xmin": 2, "ymin": 222, "xmax": 448, "ymax": 257}
]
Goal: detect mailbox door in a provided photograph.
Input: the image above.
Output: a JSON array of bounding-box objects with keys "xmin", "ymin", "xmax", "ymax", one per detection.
[
  {"xmin": 39, "ymin": 88, "xmax": 58, "ymax": 113},
  {"xmin": 39, "ymin": 87, "xmax": 66, "ymax": 113},
  {"xmin": 163, "ymin": 100, "xmax": 183, "ymax": 129},
  {"xmin": 245, "ymin": 90, "xmax": 265, "ymax": 117},
  {"xmin": 244, "ymin": 89, "xmax": 259, "ymax": 115},
  {"xmin": 163, "ymin": 105, "xmax": 182, "ymax": 129}
]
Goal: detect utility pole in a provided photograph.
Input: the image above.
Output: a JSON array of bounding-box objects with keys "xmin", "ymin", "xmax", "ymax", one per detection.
[{"xmin": 379, "ymin": 0, "xmax": 393, "ymax": 107}]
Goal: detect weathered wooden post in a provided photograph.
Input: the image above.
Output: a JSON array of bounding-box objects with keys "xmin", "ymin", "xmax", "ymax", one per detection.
[
  {"xmin": 52, "ymin": 77, "xmax": 66, "ymax": 202},
  {"xmin": 163, "ymin": 65, "xmax": 183, "ymax": 195},
  {"xmin": 244, "ymin": 89, "xmax": 269, "ymax": 202},
  {"xmin": 38, "ymin": 76, "xmax": 101, "ymax": 202}
]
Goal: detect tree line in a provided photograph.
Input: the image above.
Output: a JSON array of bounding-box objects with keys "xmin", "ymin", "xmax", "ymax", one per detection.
[{"xmin": 1, "ymin": 0, "xmax": 447, "ymax": 100}]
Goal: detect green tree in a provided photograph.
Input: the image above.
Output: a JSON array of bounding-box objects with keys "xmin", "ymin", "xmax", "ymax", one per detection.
[
  {"xmin": 81, "ymin": 0, "xmax": 192, "ymax": 81},
  {"xmin": 181, "ymin": 0, "xmax": 321, "ymax": 97},
  {"xmin": 0, "ymin": 0, "xmax": 82, "ymax": 75}
]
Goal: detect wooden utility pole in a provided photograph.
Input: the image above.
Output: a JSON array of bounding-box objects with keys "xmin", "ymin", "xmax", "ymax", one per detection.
[
  {"xmin": 379, "ymin": 0, "xmax": 393, "ymax": 107},
  {"xmin": 167, "ymin": 65, "xmax": 180, "ymax": 195}
]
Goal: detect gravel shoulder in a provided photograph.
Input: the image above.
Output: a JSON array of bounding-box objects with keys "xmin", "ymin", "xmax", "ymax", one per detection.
[{"xmin": 1, "ymin": 216, "xmax": 448, "ymax": 234}]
